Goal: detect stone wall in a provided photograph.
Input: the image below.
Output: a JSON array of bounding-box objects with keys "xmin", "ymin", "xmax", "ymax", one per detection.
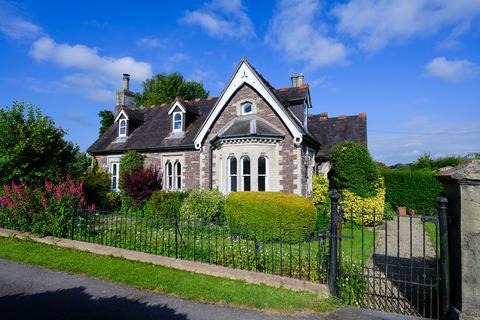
[
  {"xmin": 94, "ymin": 150, "xmax": 200, "ymax": 191},
  {"xmin": 200, "ymin": 84, "xmax": 302, "ymax": 194},
  {"xmin": 437, "ymin": 160, "xmax": 480, "ymax": 320}
]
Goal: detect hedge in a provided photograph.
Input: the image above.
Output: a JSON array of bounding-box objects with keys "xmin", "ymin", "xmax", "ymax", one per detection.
[
  {"xmin": 180, "ymin": 189, "xmax": 225, "ymax": 222},
  {"xmin": 341, "ymin": 179, "xmax": 385, "ymax": 226},
  {"xmin": 381, "ymin": 169, "xmax": 443, "ymax": 214},
  {"xmin": 225, "ymin": 192, "xmax": 316, "ymax": 242}
]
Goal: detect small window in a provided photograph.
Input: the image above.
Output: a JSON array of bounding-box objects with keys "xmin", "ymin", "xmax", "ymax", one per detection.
[
  {"xmin": 119, "ymin": 119, "xmax": 127, "ymax": 137},
  {"xmin": 175, "ymin": 161, "xmax": 182, "ymax": 190},
  {"xmin": 111, "ymin": 162, "xmax": 120, "ymax": 192},
  {"xmin": 242, "ymin": 102, "xmax": 252, "ymax": 115},
  {"xmin": 258, "ymin": 156, "xmax": 267, "ymax": 191},
  {"xmin": 241, "ymin": 156, "xmax": 251, "ymax": 191},
  {"xmin": 165, "ymin": 161, "xmax": 173, "ymax": 190},
  {"xmin": 173, "ymin": 112, "xmax": 183, "ymax": 131},
  {"xmin": 228, "ymin": 156, "xmax": 237, "ymax": 193}
]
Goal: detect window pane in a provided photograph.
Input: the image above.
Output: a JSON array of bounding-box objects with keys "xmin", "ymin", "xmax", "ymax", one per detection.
[
  {"xmin": 112, "ymin": 177, "xmax": 117, "ymax": 191},
  {"xmin": 243, "ymin": 103, "xmax": 252, "ymax": 114},
  {"xmin": 258, "ymin": 156, "xmax": 266, "ymax": 175},
  {"xmin": 231, "ymin": 176, "xmax": 237, "ymax": 192},
  {"xmin": 112, "ymin": 164, "xmax": 117, "ymax": 175},
  {"xmin": 258, "ymin": 176, "xmax": 265, "ymax": 191},
  {"xmin": 176, "ymin": 163, "xmax": 181, "ymax": 175},
  {"xmin": 167, "ymin": 163, "xmax": 172, "ymax": 175},
  {"xmin": 229, "ymin": 157, "xmax": 237, "ymax": 174},
  {"xmin": 168, "ymin": 177, "xmax": 172, "ymax": 189},
  {"xmin": 177, "ymin": 176, "xmax": 181, "ymax": 189},
  {"xmin": 243, "ymin": 176, "xmax": 251, "ymax": 191},
  {"xmin": 242, "ymin": 157, "xmax": 250, "ymax": 175}
]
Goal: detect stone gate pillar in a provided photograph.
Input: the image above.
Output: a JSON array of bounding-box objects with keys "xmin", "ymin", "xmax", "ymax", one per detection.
[{"xmin": 437, "ymin": 160, "xmax": 480, "ymax": 320}]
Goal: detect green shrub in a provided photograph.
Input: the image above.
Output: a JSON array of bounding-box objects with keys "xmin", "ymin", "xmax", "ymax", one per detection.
[
  {"xmin": 119, "ymin": 150, "xmax": 144, "ymax": 187},
  {"xmin": 225, "ymin": 192, "xmax": 316, "ymax": 242},
  {"xmin": 145, "ymin": 190, "xmax": 188, "ymax": 218},
  {"xmin": 381, "ymin": 169, "xmax": 443, "ymax": 214},
  {"xmin": 180, "ymin": 189, "xmax": 225, "ymax": 222},
  {"xmin": 83, "ymin": 166, "xmax": 111, "ymax": 206},
  {"xmin": 104, "ymin": 192, "xmax": 121, "ymax": 210},
  {"xmin": 312, "ymin": 175, "xmax": 330, "ymax": 231},
  {"xmin": 330, "ymin": 141, "xmax": 381, "ymax": 197}
]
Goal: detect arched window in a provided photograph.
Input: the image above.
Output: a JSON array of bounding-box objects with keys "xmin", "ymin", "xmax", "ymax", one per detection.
[
  {"xmin": 175, "ymin": 161, "xmax": 182, "ymax": 190},
  {"xmin": 165, "ymin": 161, "xmax": 173, "ymax": 190},
  {"xmin": 111, "ymin": 162, "xmax": 119, "ymax": 192},
  {"xmin": 173, "ymin": 112, "xmax": 182, "ymax": 131},
  {"xmin": 241, "ymin": 156, "xmax": 251, "ymax": 191},
  {"xmin": 228, "ymin": 156, "xmax": 237, "ymax": 193},
  {"xmin": 242, "ymin": 102, "xmax": 252, "ymax": 115},
  {"xmin": 119, "ymin": 119, "xmax": 127, "ymax": 137},
  {"xmin": 258, "ymin": 156, "xmax": 267, "ymax": 191}
]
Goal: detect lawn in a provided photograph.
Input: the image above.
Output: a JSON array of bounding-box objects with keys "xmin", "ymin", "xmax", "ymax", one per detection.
[
  {"xmin": 0, "ymin": 236, "xmax": 338, "ymax": 314},
  {"xmin": 424, "ymin": 221, "xmax": 439, "ymax": 255}
]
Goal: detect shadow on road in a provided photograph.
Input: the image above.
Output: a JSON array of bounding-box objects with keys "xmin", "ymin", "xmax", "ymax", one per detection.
[{"xmin": 0, "ymin": 287, "xmax": 189, "ymax": 320}]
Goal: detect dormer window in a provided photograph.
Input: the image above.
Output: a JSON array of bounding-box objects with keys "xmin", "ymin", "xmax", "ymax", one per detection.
[
  {"xmin": 119, "ymin": 119, "xmax": 127, "ymax": 137},
  {"xmin": 242, "ymin": 102, "xmax": 253, "ymax": 115},
  {"xmin": 173, "ymin": 112, "xmax": 183, "ymax": 132}
]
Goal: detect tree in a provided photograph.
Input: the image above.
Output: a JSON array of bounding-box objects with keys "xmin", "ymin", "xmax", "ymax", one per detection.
[
  {"xmin": 98, "ymin": 110, "xmax": 114, "ymax": 136},
  {"xmin": 0, "ymin": 101, "xmax": 88, "ymax": 185},
  {"xmin": 135, "ymin": 72, "xmax": 209, "ymax": 106}
]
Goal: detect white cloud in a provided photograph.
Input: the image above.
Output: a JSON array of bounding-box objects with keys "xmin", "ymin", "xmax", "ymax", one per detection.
[
  {"xmin": 0, "ymin": 3, "xmax": 42, "ymax": 40},
  {"xmin": 265, "ymin": 0, "xmax": 347, "ymax": 68},
  {"xmin": 333, "ymin": 0, "xmax": 480, "ymax": 52},
  {"xmin": 425, "ymin": 56, "xmax": 479, "ymax": 81},
  {"xmin": 30, "ymin": 37, "xmax": 152, "ymax": 83},
  {"xmin": 137, "ymin": 37, "xmax": 167, "ymax": 48},
  {"xmin": 370, "ymin": 116, "xmax": 480, "ymax": 164},
  {"xmin": 179, "ymin": 0, "xmax": 255, "ymax": 38}
]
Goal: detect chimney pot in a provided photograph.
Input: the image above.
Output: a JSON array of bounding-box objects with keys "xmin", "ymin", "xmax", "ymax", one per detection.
[{"xmin": 122, "ymin": 74, "xmax": 130, "ymax": 91}]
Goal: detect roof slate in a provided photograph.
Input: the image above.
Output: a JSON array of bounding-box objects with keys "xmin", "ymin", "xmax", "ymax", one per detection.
[{"xmin": 308, "ymin": 114, "xmax": 367, "ymax": 158}]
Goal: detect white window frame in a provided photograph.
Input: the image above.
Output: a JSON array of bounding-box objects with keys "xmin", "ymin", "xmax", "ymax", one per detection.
[
  {"xmin": 174, "ymin": 161, "xmax": 182, "ymax": 190},
  {"xmin": 241, "ymin": 102, "xmax": 253, "ymax": 115},
  {"xmin": 110, "ymin": 162, "xmax": 120, "ymax": 192},
  {"xmin": 119, "ymin": 119, "xmax": 127, "ymax": 137},
  {"xmin": 258, "ymin": 156, "xmax": 268, "ymax": 192},
  {"xmin": 227, "ymin": 156, "xmax": 237, "ymax": 193},
  {"xmin": 172, "ymin": 112, "xmax": 183, "ymax": 132},
  {"xmin": 240, "ymin": 155, "xmax": 251, "ymax": 191},
  {"xmin": 165, "ymin": 161, "xmax": 173, "ymax": 190}
]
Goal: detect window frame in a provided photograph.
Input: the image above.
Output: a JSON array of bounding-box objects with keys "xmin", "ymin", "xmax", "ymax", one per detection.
[
  {"xmin": 119, "ymin": 119, "xmax": 127, "ymax": 137},
  {"xmin": 172, "ymin": 112, "xmax": 183, "ymax": 132},
  {"xmin": 110, "ymin": 162, "xmax": 120, "ymax": 192},
  {"xmin": 174, "ymin": 161, "xmax": 182, "ymax": 190},
  {"xmin": 227, "ymin": 156, "xmax": 238, "ymax": 193},
  {"xmin": 240, "ymin": 155, "xmax": 251, "ymax": 191},
  {"xmin": 165, "ymin": 161, "xmax": 173, "ymax": 190},
  {"xmin": 241, "ymin": 101, "xmax": 253, "ymax": 115},
  {"xmin": 258, "ymin": 156, "xmax": 268, "ymax": 192}
]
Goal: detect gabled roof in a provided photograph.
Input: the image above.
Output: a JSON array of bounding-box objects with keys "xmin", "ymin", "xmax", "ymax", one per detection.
[
  {"xmin": 193, "ymin": 58, "xmax": 306, "ymax": 149},
  {"xmin": 114, "ymin": 107, "xmax": 145, "ymax": 122},
  {"xmin": 308, "ymin": 113, "xmax": 367, "ymax": 158}
]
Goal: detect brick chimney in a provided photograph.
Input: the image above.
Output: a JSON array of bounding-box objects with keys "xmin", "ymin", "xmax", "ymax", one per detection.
[{"xmin": 115, "ymin": 73, "xmax": 135, "ymax": 113}]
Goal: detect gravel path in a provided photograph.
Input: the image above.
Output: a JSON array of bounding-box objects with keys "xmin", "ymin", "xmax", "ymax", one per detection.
[{"xmin": 363, "ymin": 217, "xmax": 438, "ymax": 318}]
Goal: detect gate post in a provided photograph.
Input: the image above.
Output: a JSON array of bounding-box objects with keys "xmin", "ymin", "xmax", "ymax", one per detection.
[
  {"xmin": 328, "ymin": 189, "xmax": 341, "ymax": 296},
  {"xmin": 437, "ymin": 194, "xmax": 451, "ymax": 319}
]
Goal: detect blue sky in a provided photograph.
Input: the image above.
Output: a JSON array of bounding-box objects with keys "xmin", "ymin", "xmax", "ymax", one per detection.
[{"xmin": 0, "ymin": 0, "xmax": 479, "ymax": 165}]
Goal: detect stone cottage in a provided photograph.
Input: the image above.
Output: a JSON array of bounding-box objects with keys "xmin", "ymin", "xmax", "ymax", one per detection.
[{"xmin": 87, "ymin": 58, "xmax": 367, "ymax": 196}]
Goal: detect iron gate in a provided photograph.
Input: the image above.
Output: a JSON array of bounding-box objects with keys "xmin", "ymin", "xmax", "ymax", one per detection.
[{"xmin": 328, "ymin": 191, "xmax": 450, "ymax": 319}]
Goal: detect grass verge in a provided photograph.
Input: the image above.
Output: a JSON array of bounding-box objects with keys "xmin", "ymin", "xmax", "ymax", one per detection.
[{"xmin": 0, "ymin": 236, "xmax": 337, "ymax": 314}]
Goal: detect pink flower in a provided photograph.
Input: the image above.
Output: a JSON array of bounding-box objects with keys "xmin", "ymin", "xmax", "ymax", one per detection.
[
  {"xmin": 55, "ymin": 185, "xmax": 63, "ymax": 200},
  {"xmin": 45, "ymin": 180, "xmax": 53, "ymax": 193},
  {"xmin": 87, "ymin": 203, "xmax": 96, "ymax": 213},
  {"xmin": 41, "ymin": 195, "xmax": 48, "ymax": 208},
  {"xmin": 3, "ymin": 185, "xmax": 10, "ymax": 197},
  {"xmin": 11, "ymin": 181, "xmax": 22, "ymax": 199}
]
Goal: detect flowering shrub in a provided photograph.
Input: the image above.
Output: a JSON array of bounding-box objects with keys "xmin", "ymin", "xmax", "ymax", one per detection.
[
  {"xmin": 337, "ymin": 259, "xmax": 367, "ymax": 306},
  {"xmin": 0, "ymin": 177, "xmax": 87, "ymax": 237},
  {"xmin": 341, "ymin": 179, "xmax": 385, "ymax": 226}
]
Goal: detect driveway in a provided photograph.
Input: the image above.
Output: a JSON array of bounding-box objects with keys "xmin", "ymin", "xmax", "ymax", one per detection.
[{"xmin": 0, "ymin": 258, "xmax": 419, "ymax": 320}]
